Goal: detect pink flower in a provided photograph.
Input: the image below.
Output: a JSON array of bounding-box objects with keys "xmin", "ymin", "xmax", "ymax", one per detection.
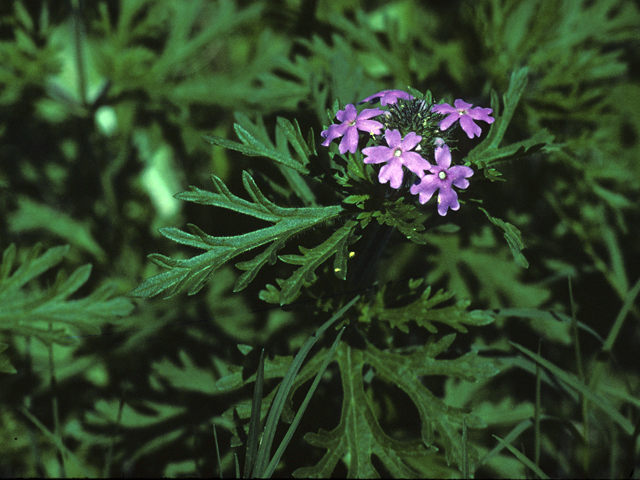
[
  {"xmin": 431, "ymin": 99, "xmax": 494, "ymax": 139},
  {"xmin": 362, "ymin": 129, "xmax": 430, "ymax": 189},
  {"xmin": 359, "ymin": 89, "xmax": 414, "ymax": 106},
  {"xmin": 410, "ymin": 144, "xmax": 473, "ymax": 216},
  {"xmin": 321, "ymin": 104, "xmax": 384, "ymax": 154}
]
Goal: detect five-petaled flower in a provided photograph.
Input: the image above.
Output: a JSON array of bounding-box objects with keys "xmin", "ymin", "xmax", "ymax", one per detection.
[
  {"xmin": 359, "ymin": 89, "xmax": 414, "ymax": 106},
  {"xmin": 432, "ymin": 99, "xmax": 494, "ymax": 139},
  {"xmin": 321, "ymin": 104, "xmax": 384, "ymax": 154},
  {"xmin": 410, "ymin": 144, "xmax": 473, "ymax": 216},
  {"xmin": 362, "ymin": 129, "xmax": 430, "ymax": 189}
]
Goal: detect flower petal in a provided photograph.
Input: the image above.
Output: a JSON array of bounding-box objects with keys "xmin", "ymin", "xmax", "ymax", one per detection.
[
  {"xmin": 400, "ymin": 131, "xmax": 422, "ymax": 151},
  {"xmin": 336, "ymin": 104, "xmax": 358, "ymax": 123},
  {"xmin": 437, "ymin": 188, "xmax": 460, "ymax": 216},
  {"xmin": 339, "ymin": 126, "xmax": 359, "ymax": 154},
  {"xmin": 379, "ymin": 158, "xmax": 404, "ymax": 189},
  {"xmin": 431, "ymin": 103, "xmax": 456, "ymax": 115},
  {"xmin": 401, "ymin": 151, "xmax": 430, "ymax": 175},
  {"xmin": 468, "ymin": 106, "xmax": 495, "ymax": 123},
  {"xmin": 453, "ymin": 99, "xmax": 473, "ymax": 111},
  {"xmin": 362, "ymin": 145, "xmax": 392, "ymax": 164},
  {"xmin": 459, "ymin": 115, "xmax": 482, "ymax": 138},
  {"xmin": 356, "ymin": 119, "xmax": 384, "ymax": 135},
  {"xmin": 448, "ymin": 165, "xmax": 474, "ymax": 189},
  {"xmin": 435, "ymin": 145, "xmax": 452, "ymax": 169},
  {"xmin": 320, "ymin": 123, "xmax": 346, "ymax": 145},
  {"xmin": 357, "ymin": 107, "xmax": 385, "ymax": 119},
  {"xmin": 359, "ymin": 90, "xmax": 413, "ymax": 106},
  {"xmin": 437, "ymin": 113, "xmax": 460, "ymax": 131},
  {"xmin": 383, "ymin": 129, "xmax": 402, "ymax": 148},
  {"xmin": 410, "ymin": 175, "xmax": 440, "ymax": 204}
]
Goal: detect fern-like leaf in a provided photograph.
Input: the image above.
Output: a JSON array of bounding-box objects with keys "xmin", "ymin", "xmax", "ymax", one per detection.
[
  {"xmin": 204, "ymin": 115, "xmax": 309, "ymax": 175},
  {"xmin": 278, "ymin": 220, "xmax": 359, "ymax": 304},
  {"xmin": 0, "ymin": 243, "xmax": 133, "ymax": 346},
  {"xmin": 295, "ymin": 336, "xmax": 499, "ymax": 478},
  {"xmin": 293, "ymin": 343, "xmax": 433, "ymax": 478},
  {"xmin": 478, "ymin": 207, "xmax": 529, "ymax": 268},
  {"xmin": 129, "ymin": 171, "xmax": 345, "ymax": 302},
  {"xmin": 373, "ymin": 285, "xmax": 496, "ymax": 334},
  {"xmin": 466, "ymin": 68, "xmax": 556, "ymax": 181}
]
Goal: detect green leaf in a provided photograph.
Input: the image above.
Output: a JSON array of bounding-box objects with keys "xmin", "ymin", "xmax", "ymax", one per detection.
[
  {"xmin": 228, "ymin": 112, "xmax": 315, "ymax": 205},
  {"xmin": 363, "ymin": 337, "xmax": 498, "ymax": 473},
  {"xmin": 0, "ymin": 243, "xmax": 67, "ymax": 294},
  {"xmin": 278, "ymin": 220, "xmax": 359, "ymax": 305},
  {"xmin": 8, "ymin": 197, "xmax": 107, "ymax": 262},
  {"xmin": 510, "ymin": 342, "xmax": 634, "ymax": 435},
  {"xmin": 19, "ymin": 405, "xmax": 94, "ymax": 478},
  {"xmin": 130, "ymin": 171, "xmax": 344, "ymax": 301},
  {"xmin": 374, "ymin": 197, "xmax": 429, "ymax": 244},
  {"xmin": 263, "ymin": 327, "xmax": 345, "ymax": 478},
  {"xmin": 373, "ymin": 285, "xmax": 496, "ymax": 334},
  {"xmin": 253, "ymin": 297, "xmax": 358, "ymax": 477},
  {"xmin": 210, "ymin": 298, "xmax": 358, "ymax": 470},
  {"xmin": 478, "ymin": 207, "xmax": 529, "ymax": 268},
  {"xmin": 471, "ymin": 67, "xmax": 530, "ymax": 156},
  {"xmin": 276, "ymin": 116, "xmax": 311, "ymax": 165},
  {"xmin": 425, "ymin": 231, "xmax": 550, "ymax": 308},
  {"xmin": 244, "ymin": 349, "xmax": 265, "ymax": 479},
  {"xmin": 204, "ymin": 117, "xmax": 309, "ymax": 174},
  {"xmin": 466, "ymin": 68, "xmax": 555, "ymax": 178},
  {"xmin": 293, "ymin": 343, "xmax": 435, "ymax": 479},
  {"xmin": 492, "ymin": 435, "xmax": 550, "ymax": 479},
  {"xmin": 0, "ymin": 342, "xmax": 16, "ymax": 374},
  {"xmin": 0, "ymin": 243, "xmax": 133, "ymax": 345},
  {"xmin": 469, "ymin": 129, "xmax": 556, "ymax": 171},
  {"xmin": 294, "ymin": 318, "xmax": 498, "ymax": 478},
  {"xmin": 342, "ymin": 194, "xmax": 369, "ymax": 209}
]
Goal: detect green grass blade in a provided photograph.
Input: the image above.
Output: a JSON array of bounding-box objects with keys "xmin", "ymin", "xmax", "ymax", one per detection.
[
  {"xmin": 492, "ymin": 435, "xmax": 549, "ymax": 479},
  {"xmin": 19, "ymin": 405, "xmax": 94, "ymax": 478},
  {"xmin": 263, "ymin": 327, "xmax": 346, "ymax": 478},
  {"xmin": 213, "ymin": 424, "xmax": 223, "ymax": 479},
  {"xmin": 476, "ymin": 418, "xmax": 532, "ymax": 470},
  {"xmin": 603, "ymin": 275, "xmax": 640, "ymax": 354},
  {"xmin": 245, "ymin": 349, "xmax": 266, "ymax": 478},
  {"xmin": 510, "ymin": 342, "xmax": 634, "ymax": 435},
  {"xmin": 252, "ymin": 296, "xmax": 359, "ymax": 477}
]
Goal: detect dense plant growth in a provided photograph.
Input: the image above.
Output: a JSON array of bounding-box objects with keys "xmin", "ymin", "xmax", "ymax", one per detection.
[{"xmin": 1, "ymin": 0, "xmax": 639, "ymax": 477}]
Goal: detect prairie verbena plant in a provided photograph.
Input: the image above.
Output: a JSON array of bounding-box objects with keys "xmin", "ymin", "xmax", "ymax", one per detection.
[
  {"xmin": 2, "ymin": 1, "xmax": 639, "ymax": 478},
  {"xmin": 128, "ymin": 69, "xmax": 553, "ymax": 477}
]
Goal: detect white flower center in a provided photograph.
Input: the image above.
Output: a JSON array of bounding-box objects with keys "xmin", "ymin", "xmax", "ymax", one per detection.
[
  {"xmin": 439, "ymin": 171, "xmax": 447, "ymax": 180},
  {"xmin": 394, "ymin": 149, "xmax": 402, "ymax": 157}
]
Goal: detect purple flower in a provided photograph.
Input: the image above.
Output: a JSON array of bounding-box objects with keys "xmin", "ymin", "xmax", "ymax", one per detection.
[
  {"xmin": 359, "ymin": 89, "xmax": 414, "ymax": 106},
  {"xmin": 362, "ymin": 129, "xmax": 430, "ymax": 189},
  {"xmin": 431, "ymin": 99, "xmax": 495, "ymax": 139},
  {"xmin": 410, "ymin": 144, "xmax": 473, "ymax": 216},
  {"xmin": 321, "ymin": 104, "xmax": 384, "ymax": 154}
]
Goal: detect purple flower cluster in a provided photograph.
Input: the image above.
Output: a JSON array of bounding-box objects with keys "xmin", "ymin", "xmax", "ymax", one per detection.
[{"xmin": 321, "ymin": 89, "xmax": 494, "ymax": 216}]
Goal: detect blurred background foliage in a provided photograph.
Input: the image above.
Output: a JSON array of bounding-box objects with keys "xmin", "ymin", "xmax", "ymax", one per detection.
[{"xmin": 0, "ymin": 0, "xmax": 639, "ymax": 477}]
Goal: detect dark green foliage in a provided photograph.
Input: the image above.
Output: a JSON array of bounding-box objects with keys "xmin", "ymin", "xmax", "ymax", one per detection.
[
  {"xmin": 293, "ymin": 333, "xmax": 499, "ymax": 477},
  {"xmin": 0, "ymin": 243, "xmax": 132, "ymax": 346},
  {"xmin": 129, "ymin": 170, "xmax": 346, "ymax": 303},
  {"xmin": 1, "ymin": 0, "xmax": 639, "ymax": 478},
  {"xmin": 466, "ymin": 68, "xmax": 557, "ymax": 181},
  {"xmin": 478, "ymin": 207, "xmax": 529, "ymax": 268}
]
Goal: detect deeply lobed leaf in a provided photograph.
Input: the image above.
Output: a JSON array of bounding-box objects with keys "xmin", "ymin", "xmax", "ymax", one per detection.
[{"xmin": 130, "ymin": 171, "xmax": 347, "ymax": 302}]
